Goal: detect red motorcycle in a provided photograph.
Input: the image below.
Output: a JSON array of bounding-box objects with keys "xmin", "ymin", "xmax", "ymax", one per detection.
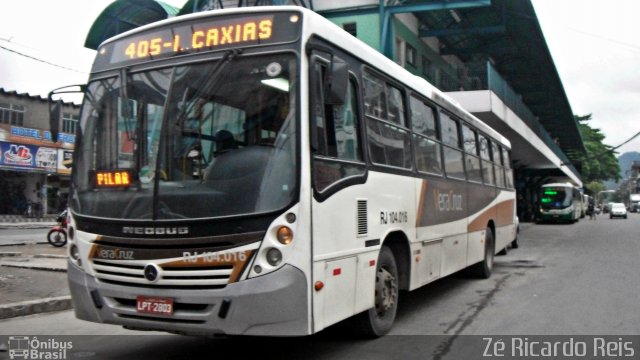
[{"xmin": 47, "ymin": 210, "xmax": 68, "ymax": 247}]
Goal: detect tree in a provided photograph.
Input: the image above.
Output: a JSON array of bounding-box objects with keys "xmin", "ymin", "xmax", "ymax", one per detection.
[
  {"xmin": 575, "ymin": 114, "xmax": 620, "ymax": 184},
  {"xmin": 584, "ymin": 180, "xmax": 604, "ymax": 197}
]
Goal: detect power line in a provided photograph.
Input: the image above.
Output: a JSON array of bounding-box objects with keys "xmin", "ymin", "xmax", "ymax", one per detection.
[
  {"xmin": 582, "ymin": 129, "xmax": 640, "ymax": 165},
  {"xmin": 0, "ymin": 44, "xmax": 87, "ymax": 74},
  {"xmin": 566, "ymin": 27, "xmax": 640, "ymax": 52},
  {"xmin": 0, "ymin": 36, "xmax": 39, "ymax": 51},
  {"xmin": 612, "ymin": 129, "xmax": 640, "ymax": 151}
]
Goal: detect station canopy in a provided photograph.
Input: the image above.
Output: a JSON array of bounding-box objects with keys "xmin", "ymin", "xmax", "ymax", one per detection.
[
  {"xmin": 407, "ymin": 0, "xmax": 585, "ymax": 162},
  {"xmin": 85, "ymin": 0, "xmax": 180, "ymax": 50}
]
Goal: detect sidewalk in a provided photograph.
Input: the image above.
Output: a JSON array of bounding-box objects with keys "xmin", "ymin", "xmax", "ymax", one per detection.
[
  {"xmin": 0, "ymin": 217, "xmax": 57, "ymax": 230},
  {"xmin": 0, "ymin": 243, "xmax": 71, "ymax": 320}
]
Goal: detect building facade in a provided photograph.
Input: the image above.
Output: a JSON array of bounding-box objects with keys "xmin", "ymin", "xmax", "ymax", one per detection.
[{"xmin": 0, "ymin": 88, "xmax": 79, "ymax": 216}]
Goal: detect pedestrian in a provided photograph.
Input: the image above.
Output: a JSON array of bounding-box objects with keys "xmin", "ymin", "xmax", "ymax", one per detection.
[{"xmin": 587, "ymin": 202, "xmax": 596, "ymax": 220}]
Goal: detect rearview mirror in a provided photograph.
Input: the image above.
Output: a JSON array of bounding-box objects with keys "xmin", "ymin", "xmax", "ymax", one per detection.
[{"xmin": 48, "ymin": 85, "xmax": 85, "ymax": 142}]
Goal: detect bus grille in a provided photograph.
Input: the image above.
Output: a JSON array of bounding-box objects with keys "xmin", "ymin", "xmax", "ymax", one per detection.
[
  {"xmin": 89, "ymin": 241, "xmax": 260, "ymax": 289},
  {"xmin": 92, "ymin": 260, "xmax": 234, "ymax": 289}
]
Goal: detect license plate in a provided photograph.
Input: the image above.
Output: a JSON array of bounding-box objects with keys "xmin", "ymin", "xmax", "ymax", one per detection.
[{"xmin": 136, "ymin": 296, "xmax": 174, "ymax": 316}]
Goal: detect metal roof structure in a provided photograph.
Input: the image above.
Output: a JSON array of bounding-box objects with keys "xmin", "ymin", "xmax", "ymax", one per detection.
[
  {"xmin": 176, "ymin": 0, "xmax": 311, "ymax": 15},
  {"xmin": 400, "ymin": 0, "xmax": 586, "ymax": 164}
]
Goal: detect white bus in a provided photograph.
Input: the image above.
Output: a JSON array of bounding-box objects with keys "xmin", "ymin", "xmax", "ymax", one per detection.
[{"xmin": 55, "ymin": 6, "xmax": 517, "ymax": 337}]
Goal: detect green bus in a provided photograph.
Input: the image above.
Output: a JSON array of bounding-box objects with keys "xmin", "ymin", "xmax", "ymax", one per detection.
[{"xmin": 536, "ymin": 183, "xmax": 582, "ymax": 223}]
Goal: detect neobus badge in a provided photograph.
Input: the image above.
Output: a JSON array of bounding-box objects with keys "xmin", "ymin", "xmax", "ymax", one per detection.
[{"xmin": 122, "ymin": 226, "xmax": 189, "ymax": 235}]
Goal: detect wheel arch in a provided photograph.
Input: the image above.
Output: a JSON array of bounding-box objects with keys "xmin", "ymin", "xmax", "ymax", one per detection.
[
  {"xmin": 487, "ymin": 219, "xmax": 498, "ymax": 253},
  {"xmin": 381, "ymin": 231, "xmax": 411, "ymax": 291},
  {"xmin": 487, "ymin": 219, "xmax": 496, "ymax": 238}
]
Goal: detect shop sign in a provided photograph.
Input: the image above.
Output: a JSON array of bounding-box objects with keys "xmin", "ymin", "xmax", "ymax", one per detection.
[
  {"xmin": 0, "ymin": 124, "xmax": 75, "ymax": 147},
  {"xmin": 57, "ymin": 149, "xmax": 74, "ymax": 175},
  {"xmin": 0, "ymin": 142, "xmax": 57, "ymax": 171}
]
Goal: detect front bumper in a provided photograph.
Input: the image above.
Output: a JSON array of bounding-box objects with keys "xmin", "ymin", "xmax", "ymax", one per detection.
[
  {"xmin": 68, "ymin": 262, "xmax": 309, "ymax": 336},
  {"xmin": 537, "ymin": 212, "xmax": 574, "ymax": 222}
]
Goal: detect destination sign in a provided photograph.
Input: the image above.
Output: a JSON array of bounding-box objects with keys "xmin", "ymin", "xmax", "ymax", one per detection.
[
  {"xmin": 94, "ymin": 12, "xmax": 301, "ymax": 69},
  {"xmin": 93, "ymin": 170, "xmax": 133, "ymax": 188}
]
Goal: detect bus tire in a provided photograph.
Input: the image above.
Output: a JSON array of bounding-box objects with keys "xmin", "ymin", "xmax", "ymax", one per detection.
[
  {"xmin": 511, "ymin": 236, "xmax": 519, "ymax": 249},
  {"xmin": 352, "ymin": 246, "xmax": 399, "ymax": 338},
  {"xmin": 469, "ymin": 228, "xmax": 494, "ymax": 279}
]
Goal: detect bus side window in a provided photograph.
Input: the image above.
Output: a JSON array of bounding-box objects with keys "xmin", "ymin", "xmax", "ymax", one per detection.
[
  {"xmin": 387, "ymin": 86, "xmax": 405, "ymax": 126},
  {"xmin": 364, "ymin": 71, "xmax": 412, "ymax": 169},
  {"xmin": 502, "ymin": 147, "xmax": 514, "ymax": 189},
  {"xmin": 493, "ymin": 142, "xmax": 506, "ymax": 188},
  {"xmin": 311, "ymin": 60, "xmax": 365, "ymax": 193},
  {"xmin": 479, "ymin": 134, "xmax": 495, "ymax": 185},
  {"xmin": 363, "ymin": 72, "xmax": 387, "ymax": 119},
  {"xmin": 462, "ymin": 124, "xmax": 482, "ymax": 183},
  {"xmin": 410, "ymin": 95, "xmax": 442, "ymax": 175},
  {"xmin": 440, "ymin": 113, "xmax": 465, "ymax": 180}
]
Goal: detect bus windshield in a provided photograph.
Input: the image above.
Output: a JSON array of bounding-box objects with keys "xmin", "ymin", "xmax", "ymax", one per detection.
[
  {"xmin": 72, "ymin": 53, "xmax": 297, "ymax": 220},
  {"xmin": 540, "ymin": 187, "xmax": 572, "ymax": 209}
]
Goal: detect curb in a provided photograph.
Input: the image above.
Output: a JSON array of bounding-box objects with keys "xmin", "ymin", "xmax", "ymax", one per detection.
[
  {"xmin": 0, "ymin": 241, "xmax": 50, "ymax": 247},
  {"xmin": 0, "ymin": 225, "xmax": 56, "ymax": 230},
  {"xmin": 0, "ymin": 296, "xmax": 72, "ymax": 320}
]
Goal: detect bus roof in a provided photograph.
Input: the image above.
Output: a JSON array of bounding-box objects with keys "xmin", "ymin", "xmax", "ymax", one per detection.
[
  {"xmin": 96, "ymin": 5, "xmax": 510, "ymax": 149},
  {"xmin": 541, "ymin": 182, "xmax": 576, "ymax": 188}
]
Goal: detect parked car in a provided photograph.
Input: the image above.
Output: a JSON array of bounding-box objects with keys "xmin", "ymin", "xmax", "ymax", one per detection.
[{"xmin": 609, "ymin": 203, "xmax": 628, "ymax": 219}]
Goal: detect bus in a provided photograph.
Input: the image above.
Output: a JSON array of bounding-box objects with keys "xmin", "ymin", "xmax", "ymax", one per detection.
[
  {"xmin": 536, "ymin": 183, "xmax": 582, "ymax": 223},
  {"xmin": 53, "ymin": 6, "xmax": 517, "ymax": 337}
]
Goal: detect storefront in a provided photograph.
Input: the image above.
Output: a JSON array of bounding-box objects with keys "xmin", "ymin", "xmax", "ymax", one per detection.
[{"xmin": 0, "ymin": 124, "xmax": 75, "ymax": 216}]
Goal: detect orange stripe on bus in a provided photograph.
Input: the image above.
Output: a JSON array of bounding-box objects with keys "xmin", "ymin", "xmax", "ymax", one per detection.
[{"xmin": 467, "ymin": 199, "xmax": 515, "ymax": 232}]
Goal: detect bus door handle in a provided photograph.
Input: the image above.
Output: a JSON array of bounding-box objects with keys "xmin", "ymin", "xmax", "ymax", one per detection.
[{"xmin": 422, "ymin": 238, "xmax": 443, "ymax": 245}]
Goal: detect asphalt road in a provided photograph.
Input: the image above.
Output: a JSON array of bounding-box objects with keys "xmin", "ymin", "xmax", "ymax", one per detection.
[{"xmin": 1, "ymin": 215, "xmax": 639, "ymax": 359}]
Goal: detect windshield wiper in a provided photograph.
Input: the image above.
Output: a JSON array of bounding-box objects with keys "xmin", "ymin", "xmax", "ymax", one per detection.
[
  {"xmin": 151, "ymin": 49, "xmax": 243, "ymax": 220},
  {"xmin": 119, "ymin": 68, "xmax": 137, "ymax": 141},
  {"xmin": 174, "ymin": 48, "xmax": 243, "ymax": 128}
]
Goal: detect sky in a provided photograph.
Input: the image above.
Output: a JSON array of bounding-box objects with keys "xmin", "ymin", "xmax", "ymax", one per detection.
[{"xmin": 1, "ymin": 0, "xmax": 639, "ymax": 154}]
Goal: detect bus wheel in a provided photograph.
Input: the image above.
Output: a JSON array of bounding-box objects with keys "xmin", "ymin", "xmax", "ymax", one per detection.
[
  {"xmin": 511, "ymin": 236, "xmax": 519, "ymax": 249},
  {"xmin": 353, "ymin": 246, "xmax": 399, "ymax": 337},
  {"xmin": 470, "ymin": 228, "xmax": 494, "ymax": 279}
]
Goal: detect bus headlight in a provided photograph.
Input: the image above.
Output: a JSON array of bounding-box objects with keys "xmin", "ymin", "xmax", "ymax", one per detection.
[
  {"xmin": 248, "ymin": 207, "xmax": 299, "ymax": 279},
  {"xmin": 69, "ymin": 243, "xmax": 82, "ymax": 267},
  {"xmin": 276, "ymin": 226, "xmax": 293, "ymax": 245},
  {"xmin": 266, "ymin": 248, "xmax": 283, "ymax": 266}
]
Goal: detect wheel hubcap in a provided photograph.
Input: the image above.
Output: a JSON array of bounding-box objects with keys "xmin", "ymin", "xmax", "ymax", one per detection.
[{"xmin": 375, "ymin": 266, "xmax": 397, "ymax": 316}]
